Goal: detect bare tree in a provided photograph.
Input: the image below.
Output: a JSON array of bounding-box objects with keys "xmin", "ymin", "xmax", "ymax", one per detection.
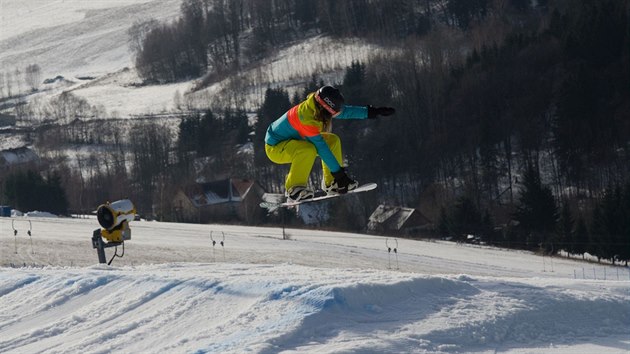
[
  {"xmin": 14, "ymin": 68, "xmax": 22, "ymax": 95},
  {"xmin": 48, "ymin": 92, "xmax": 91, "ymax": 124},
  {"xmin": 173, "ymin": 90, "xmax": 183, "ymax": 111},
  {"xmin": 5, "ymin": 72, "xmax": 12, "ymax": 97},
  {"xmin": 0, "ymin": 72, "xmax": 4, "ymax": 98},
  {"xmin": 129, "ymin": 122, "xmax": 174, "ymax": 214},
  {"xmin": 25, "ymin": 64, "xmax": 42, "ymax": 92}
]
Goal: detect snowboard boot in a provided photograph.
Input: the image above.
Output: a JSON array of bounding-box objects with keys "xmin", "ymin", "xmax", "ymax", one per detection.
[
  {"xmin": 286, "ymin": 186, "xmax": 314, "ymax": 203},
  {"xmin": 321, "ymin": 179, "xmax": 359, "ymax": 195}
]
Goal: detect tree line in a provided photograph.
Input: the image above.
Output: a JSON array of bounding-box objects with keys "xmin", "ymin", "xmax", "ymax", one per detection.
[
  {"xmin": 3, "ymin": 170, "xmax": 67, "ymax": 215},
  {"xmin": 1, "ymin": 107, "xmax": 251, "ymax": 220},
  {"xmin": 251, "ymin": 0, "xmax": 630, "ymax": 263},
  {"xmin": 435, "ymin": 165, "xmax": 630, "ymax": 266},
  {"xmin": 131, "ymin": 0, "xmax": 537, "ymax": 83},
  {"xmin": 0, "ymin": 64, "xmax": 42, "ymax": 99}
]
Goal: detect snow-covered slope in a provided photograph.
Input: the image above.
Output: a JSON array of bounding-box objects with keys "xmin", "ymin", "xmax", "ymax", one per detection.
[
  {"xmin": 1, "ymin": 0, "xmax": 378, "ymax": 117},
  {"xmin": 1, "ymin": 217, "xmax": 629, "ymax": 353},
  {"xmin": 0, "ymin": 0, "xmax": 182, "ymax": 79}
]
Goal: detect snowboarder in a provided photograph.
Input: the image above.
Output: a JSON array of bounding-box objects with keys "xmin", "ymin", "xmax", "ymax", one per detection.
[{"xmin": 264, "ymin": 85, "xmax": 395, "ymax": 202}]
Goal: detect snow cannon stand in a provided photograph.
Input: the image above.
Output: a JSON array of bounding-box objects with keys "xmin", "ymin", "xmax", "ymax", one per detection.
[{"xmin": 92, "ymin": 199, "xmax": 136, "ymax": 265}]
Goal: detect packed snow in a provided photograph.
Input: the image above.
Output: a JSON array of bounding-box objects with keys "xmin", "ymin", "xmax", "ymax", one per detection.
[{"xmin": 1, "ymin": 216, "xmax": 629, "ymax": 353}]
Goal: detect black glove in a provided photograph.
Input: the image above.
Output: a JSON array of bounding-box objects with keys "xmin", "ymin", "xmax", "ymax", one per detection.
[
  {"xmin": 367, "ymin": 106, "xmax": 396, "ymax": 119},
  {"xmin": 331, "ymin": 168, "xmax": 357, "ymax": 194}
]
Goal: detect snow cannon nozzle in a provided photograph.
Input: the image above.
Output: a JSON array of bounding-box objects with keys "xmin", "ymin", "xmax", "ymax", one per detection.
[{"xmin": 96, "ymin": 199, "xmax": 136, "ymax": 242}]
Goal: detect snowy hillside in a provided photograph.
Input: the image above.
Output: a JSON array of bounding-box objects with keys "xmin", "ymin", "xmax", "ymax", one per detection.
[
  {"xmin": 0, "ymin": 0, "xmax": 378, "ymax": 117},
  {"xmin": 1, "ymin": 216, "xmax": 629, "ymax": 353},
  {"xmin": 0, "ymin": 0, "xmax": 182, "ymax": 79}
]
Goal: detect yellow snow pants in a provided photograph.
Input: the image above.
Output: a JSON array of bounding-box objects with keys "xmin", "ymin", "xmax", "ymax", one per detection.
[{"xmin": 265, "ymin": 133, "xmax": 342, "ymax": 191}]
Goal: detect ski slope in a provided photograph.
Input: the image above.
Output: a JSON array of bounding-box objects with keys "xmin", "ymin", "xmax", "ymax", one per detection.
[
  {"xmin": 0, "ymin": 0, "xmax": 182, "ymax": 79},
  {"xmin": 1, "ymin": 216, "xmax": 629, "ymax": 353}
]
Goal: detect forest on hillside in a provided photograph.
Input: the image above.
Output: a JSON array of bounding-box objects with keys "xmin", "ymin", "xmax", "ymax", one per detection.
[
  {"xmin": 2, "ymin": 0, "xmax": 629, "ymax": 265},
  {"xmin": 250, "ymin": 0, "xmax": 630, "ymax": 264}
]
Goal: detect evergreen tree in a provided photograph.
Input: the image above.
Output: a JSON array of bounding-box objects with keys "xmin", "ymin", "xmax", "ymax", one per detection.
[
  {"xmin": 513, "ymin": 166, "xmax": 558, "ymax": 251},
  {"xmin": 556, "ymin": 200, "xmax": 574, "ymax": 256},
  {"xmin": 591, "ymin": 187, "xmax": 628, "ymax": 264},
  {"xmin": 602, "ymin": 187, "xmax": 623, "ymax": 264},
  {"xmin": 198, "ymin": 110, "xmax": 221, "ymax": 156},
  {"xmin": 4, "ymin": 170, "xmax": 42, "ymax": 212},
  {"xmin": 299, "ymin": 76, "xmax": 325, "ymax": 102},
  {"xmin": 590, "ymin": 205, "xmax": 606, "ymax": 263},
  {"xmin": 3, "ymin": 170, "xmax": 68, "ymax": 215},
  {"xmin": 178, "ymin": 112, "xmax": 202, "ymax": 153},
  {"xmin": 481, "ymin": 209, "xmax": 497, "ymax": 245},
  {"xmin": 255, "ymin": 88, "xmax": 291, "ymax": 151},
  {"xmin": 553, "ymin": 67, "xmax": 599, "ymax": 185},
  {"xmin": 437, "ymin": 207, "xmax": 451, "ymax": 238},
  {"xmin": 254, "ymin": 87, "xmax": 292, "ymax": 188},
  {"xmin": 450, "ymin": 196, "xmax": 483, "ymax": 242},
  {"xmin": 224, "ymin": 108, "xmax": 250, "ymax": 145},
  {"xmin": 44, "ymin": 172, "xmax": 69, "ymax": 215},
  {"xmin": 573, "ymin": 216, "xmax": 589, "ymax": 259},
  {"xmin": 342, "ymin": 61, "xmax": 367, "ymax": 104}
]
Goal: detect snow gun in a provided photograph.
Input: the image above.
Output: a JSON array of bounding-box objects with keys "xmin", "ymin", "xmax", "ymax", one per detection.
[
  {"xmin": 92, "ymin": 199, "xmax": 136, "ymax": 265},
  {"xmin": 96, "ymin": 199, "xmax": 136, "ymax": 242}
]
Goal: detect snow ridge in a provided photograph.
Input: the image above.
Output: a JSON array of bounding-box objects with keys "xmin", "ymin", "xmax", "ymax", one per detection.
[{"xmin": 1, "ymin": 263, "xmax": 628, "ymax": 354}]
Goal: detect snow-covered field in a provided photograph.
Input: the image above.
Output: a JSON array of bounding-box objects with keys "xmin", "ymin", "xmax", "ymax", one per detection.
[{"xmin": 1, "ymin": 216, "xmax": 629, "ymax": 353}]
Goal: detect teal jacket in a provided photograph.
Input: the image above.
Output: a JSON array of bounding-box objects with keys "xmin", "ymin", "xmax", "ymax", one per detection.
[{"xmin": 265, "ymin": 93, "xmax": 368, "ymax": 172}]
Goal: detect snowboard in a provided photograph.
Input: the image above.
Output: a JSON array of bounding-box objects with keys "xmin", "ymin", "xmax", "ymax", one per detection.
[{"xmin": 260, "ymin": 183, "xmax": 377, "ymax": 209}]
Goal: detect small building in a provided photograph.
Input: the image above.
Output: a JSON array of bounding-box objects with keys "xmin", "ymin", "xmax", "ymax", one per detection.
[
  {"xmin": 0, "ymin": 147, "xmax": 40, "ymax": 168},
  {"xmin": 172, "ymin": 178, "xmax": 265, "ymax": 224},
  {"xmin": 368, "ymin": 204, "xmax": 431, "ymax": 236}
]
